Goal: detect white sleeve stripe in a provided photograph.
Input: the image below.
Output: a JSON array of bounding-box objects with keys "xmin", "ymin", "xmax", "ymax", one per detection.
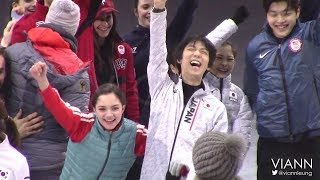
[{"xmin": 52, "ymin": 88, "xmax": 94, "ymax": 122}]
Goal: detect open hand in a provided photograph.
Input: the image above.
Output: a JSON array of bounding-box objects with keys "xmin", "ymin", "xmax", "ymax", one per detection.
[
  {"xmin": 13, "ymin": 109, "xmax": 44, "ymax": 138},
  {"xmin": 1, "ymin": 20, "xmax": 17, "ymax": 47}
]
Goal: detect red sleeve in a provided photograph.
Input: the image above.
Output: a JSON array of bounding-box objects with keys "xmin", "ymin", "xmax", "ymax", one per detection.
[
  {"xmin": 40, "ymin": 85, "xmax": 95, "ymax": 142},
  {"xmin": 11, "ymin": 20, "xmax": 28, "ymax": 45},
  {"xmin": 134, "ymin": 124, "xmax": 147, "ymax": 156},
  {"xmin": 124, "ymin": 43, "xmax": 140, "ymax": 121}
]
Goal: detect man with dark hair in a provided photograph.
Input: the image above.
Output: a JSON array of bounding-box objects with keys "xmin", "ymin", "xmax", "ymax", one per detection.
[{"xmin": 245, "ymin": 0, "xmax": 320, "ymax": 179}]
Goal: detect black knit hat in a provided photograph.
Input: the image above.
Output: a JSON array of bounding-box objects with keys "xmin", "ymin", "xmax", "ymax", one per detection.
[{"xmin": 192, "ymin": 131, "xmax": 245, "ymax": 180}]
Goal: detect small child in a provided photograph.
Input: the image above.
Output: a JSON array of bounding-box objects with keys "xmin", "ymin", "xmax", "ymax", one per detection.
[{"xmin": 29, "ymin": 62, "xmax": 147, "ymax": 179}]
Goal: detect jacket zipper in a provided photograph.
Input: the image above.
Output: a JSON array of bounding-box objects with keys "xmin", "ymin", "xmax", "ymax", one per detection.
[
  {"xmin": 219, "ymin": 78, "xmax": 223, "ymax": 101},
  {"xmin": 112, "ymin": 62, "xmax": 120, "ymax": 87},
  {"xmin": 167, "ymin": 103, "xmax": 187, "ymax": 170},
  {"xmin": 97, "ymin": 134, "xmax": 112, "ymax": 178},
  {"xmin": 275, "ymin": 44, "xmax": 293, "ymax": 140}
]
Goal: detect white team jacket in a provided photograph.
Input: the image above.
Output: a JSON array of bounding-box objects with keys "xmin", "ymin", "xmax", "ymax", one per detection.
[
  {"xmin": 204, "ymin": 73, "xmax": 256, "ymax": 152},
  {"xmin": 140, "ymin": 10, "xmax": 238, "ymax": 180},
  {"xmin": 0, "ymin": 134, "xmax": 30, "ymax": 180}
]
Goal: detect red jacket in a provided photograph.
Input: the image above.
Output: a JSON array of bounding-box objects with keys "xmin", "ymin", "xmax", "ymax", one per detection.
[
  {"xmin": 88, "ymin": 42, "xmax": 140, "ymax": 122},
  {"xmin": 11, "ymin": 0, "xmax": 48, "ymax": 45},
  {"xmin": 41, "ymin": 85, "xmax": 146, "ymax": 156},
  {"xmin": 28, "ymin": 27, "xmax": 86, "ymax": 75}
]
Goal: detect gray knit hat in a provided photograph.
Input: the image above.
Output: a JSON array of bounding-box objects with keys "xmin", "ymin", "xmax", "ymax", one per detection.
[
  {"xmin": 45, "ymin": 0, "xmax": 80, "ymax": 36},
  {"xmin": 192, "ymin": 132, "xmax": 245, "ymax": 180}
]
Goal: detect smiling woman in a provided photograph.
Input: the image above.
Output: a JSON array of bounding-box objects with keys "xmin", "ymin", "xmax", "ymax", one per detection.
[
  {"xmin": 29, "ymin": 61, "xmax": 147, "ymax": 179},
  {"xmin": 91, "ymin": 0, "xmax": 140, "ymax": 122},
  {"xmin": 11, "ymin": 0, "xmax": 36, "ymax": 20}
]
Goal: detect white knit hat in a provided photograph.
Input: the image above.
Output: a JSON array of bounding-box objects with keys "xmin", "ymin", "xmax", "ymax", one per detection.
[{"xmin": 45, "ymin": 0, "xmax": 80, "ymax": 36}]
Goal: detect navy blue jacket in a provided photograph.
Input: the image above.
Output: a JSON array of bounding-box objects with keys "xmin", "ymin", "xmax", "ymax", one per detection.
[
  {"xmin": 123, "ymin": 0, "xmax": 199, "ymax": 126},
  {"xmin": 244, "ymin": 21, "xmax": 320, "ymax": 141}
]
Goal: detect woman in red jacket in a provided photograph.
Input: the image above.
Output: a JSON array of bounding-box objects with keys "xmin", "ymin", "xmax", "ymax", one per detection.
[{"xmin": 90, "ymin": 0, "xmax": 140, "ymax": 122}]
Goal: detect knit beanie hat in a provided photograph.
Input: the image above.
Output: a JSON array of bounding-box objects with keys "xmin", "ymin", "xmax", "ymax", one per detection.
[
  {"xmin": 192, "ymin": 132, "xmax": 245, "ymax": 180},
  {"xmin": 45, "ymin": 0, "xmax": 80, "ymax": 36},
  {"xmin": 95, "ymin": 0, "xmax": 119, "ymax": 19}
]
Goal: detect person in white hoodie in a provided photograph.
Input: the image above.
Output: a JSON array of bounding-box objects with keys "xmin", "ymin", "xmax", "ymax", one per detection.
[{"xmin": 140, "ymin": 0, "xmax": 249, "ymax": 179}]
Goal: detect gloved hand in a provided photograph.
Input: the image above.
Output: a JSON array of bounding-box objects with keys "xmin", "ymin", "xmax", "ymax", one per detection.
[
  {"xmin": 231, "ymin": 5, "xmax": 250, "ymax": 25},
  {"xmin": 169, "ymin": 161, "xmax": 189, "ymax": 177}
]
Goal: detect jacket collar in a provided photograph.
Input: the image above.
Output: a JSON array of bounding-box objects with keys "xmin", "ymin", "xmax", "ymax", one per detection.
[
  {"xmin": 39, "ymin": 23, "xmax": 78, "ymax": 52},
  {"xmin": 205, "ymin": 73, "xmax": 232, "ymax": 92}
]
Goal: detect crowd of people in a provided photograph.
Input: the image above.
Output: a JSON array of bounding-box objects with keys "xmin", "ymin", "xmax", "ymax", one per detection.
[{"xmin": 0, "ymin": 0, "xmax": 319, "ymax": 179}]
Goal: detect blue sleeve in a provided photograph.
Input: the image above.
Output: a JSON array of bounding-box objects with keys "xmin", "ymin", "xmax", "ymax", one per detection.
[
  {"xmin": 166, "ymin": 0, "xmax": 199, "ymax": 50},
  {"xmin": 243, "ymin": 44, "xmax": 259, "ymax": 111},
  {"xmin": 300, "ymin": 0, "xmax": 320, "ymax": 22}
]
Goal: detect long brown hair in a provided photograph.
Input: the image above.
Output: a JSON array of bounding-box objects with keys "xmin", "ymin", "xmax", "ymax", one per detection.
[{"xmin": 0, "ymin": 100, "xmax": 20, "ymax": 148}]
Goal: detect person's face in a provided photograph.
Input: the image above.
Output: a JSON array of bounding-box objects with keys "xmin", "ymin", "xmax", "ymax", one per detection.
[
  {"xmin": 0, "ymin": 55, "xmax": 6, "ymax": 88},
  {"xmin": 134, "ymin": 0, "xmax": 153, "ymax": 28},
  {"xmin": 178, "ymin": 41, "xmax": 209, "ymax": 85},
  {"xmin": 266, "ymin": 1, "xmax": 300, "ymax": 39},
  {"xmin": 210, "ymin": 45, "xmax": 235, "ymax": 78},
  {"xmin": 94, "ymin": 13, "xmax": 114, "ymax": 38},
  {"xmin": 13, "ymin": 0, "xmax": 36, "ymax": 15},
  {"xmin": 93, "ymin": 93, "xmax": 125, "ymax": 131}
]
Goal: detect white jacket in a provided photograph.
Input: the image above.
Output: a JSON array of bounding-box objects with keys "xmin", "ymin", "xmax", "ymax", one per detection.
[
  {"xmin": 204, "ymin": 73, "xmax": 256, "ymax": 152},
  {"xmin": 0, "ymin": 134, "xmax": 30, "ymax": 180},
  {"xmin": 140, "ymin": 10, "xmax": 238, "ymax": 180}
]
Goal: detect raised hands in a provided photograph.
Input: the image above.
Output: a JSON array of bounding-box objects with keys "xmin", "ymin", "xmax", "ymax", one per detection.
[
  {"xmin": 154, "ymin": 0, "xmax": 167, "ymax": 9},
  {"xmin": 231, "ymin": 5, "xmax": 250, "ymax": 25},
  {"xmin": 29, "ymin": 62, "xmax": 49, "ymax": 91},
  {"xmin": 1, "ymin": 20, "xmax": 17, "ymax": 48}
]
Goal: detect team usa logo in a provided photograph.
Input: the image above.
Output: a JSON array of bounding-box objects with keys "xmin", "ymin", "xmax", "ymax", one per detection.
[
  {"xmin": 117, "ymin": 45, "xmax": 125, "ymax": 55},
  {"xmin": 288, "ymin": 38, "xmax": 302, "ymax": 53}
]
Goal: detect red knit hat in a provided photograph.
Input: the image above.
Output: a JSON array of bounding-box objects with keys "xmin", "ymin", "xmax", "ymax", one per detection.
[{"xmin": 95, "ymin": 0, "xmax": 119, "ymax": 19}]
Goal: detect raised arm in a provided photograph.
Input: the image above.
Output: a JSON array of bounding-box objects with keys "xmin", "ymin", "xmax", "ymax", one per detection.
[
  {"xmin": 147, "ymin": 0, "xmax": 169, "ymax": 97},
  {"xmin": 166, "ymin": 0, "xmax": 199, "ymax": 50},
  {"xmin": 29, "ymin": 62, "xmax": 94, "ymax": 138},
  {"xmin": 205, "ymin": 6, "xmax": 249, "ymax": 48}
]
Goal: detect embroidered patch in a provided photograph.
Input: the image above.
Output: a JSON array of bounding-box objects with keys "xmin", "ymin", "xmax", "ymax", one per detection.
[
  {"xmin": 114, "ymin": 58, "xmax": 127, "ymax": 70},
  {"xmin": 79, "ymin": 80, "xmax": 89, "ymax": 92},
  {"xmin": 288, "ymin": 38, "xmax": 302, "ymax": 53},
  {"xmin": 118, "ymin": 45, "xmax": 125, "ymax": 55},
  {"xmin": 229, "ymin": 91, "xmax": 238, "ymax": 102},
  {"xmin": 202, "ymin": 98, "xmax": 214, "ymax": 111}
]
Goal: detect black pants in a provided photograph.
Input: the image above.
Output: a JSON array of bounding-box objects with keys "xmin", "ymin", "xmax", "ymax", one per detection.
[
  {"xmin": 257, "ymin": 137, "xmax": 320, "ymax": 180},
  {"xmin": 126, "ymin": 156, "xmax": 144, "ymax": 180}
]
